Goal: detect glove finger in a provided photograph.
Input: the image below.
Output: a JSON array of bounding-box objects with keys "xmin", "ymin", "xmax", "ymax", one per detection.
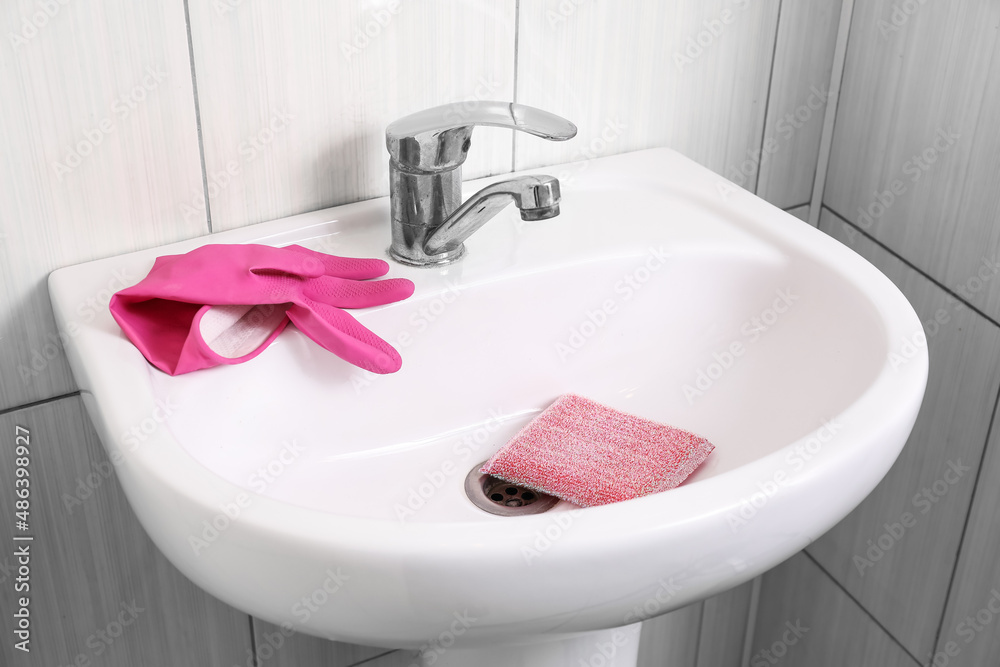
[
  {"xmin": 283, "ymin": 245, "xmax": 391, "ymax": 280},
  {"xmin": 174, "ymin": 244, "xmax": 329, "ymax": 279},
  {"xmin": 286, "ymin": 303, "xmax": 403, "ymax": 374},
  {"xmin": 302, "ymin": 275, "xmax": 415, "ymax": 309}
]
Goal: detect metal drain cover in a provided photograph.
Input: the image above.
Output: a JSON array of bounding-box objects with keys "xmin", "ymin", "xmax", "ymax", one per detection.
[{"xmin": 465, "ymin": 461, "xmax": 559, "ymax": 516}]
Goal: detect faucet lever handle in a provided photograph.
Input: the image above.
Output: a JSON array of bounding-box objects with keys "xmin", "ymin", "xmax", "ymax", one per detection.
[{"xmin": 386, "ymin": 101, "xmax": 577, "ymax": 172}]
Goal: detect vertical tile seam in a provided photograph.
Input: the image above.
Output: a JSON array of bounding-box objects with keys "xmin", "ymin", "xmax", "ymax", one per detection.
[
  {"xmin": 690, "ymin": 601, "xmax": 705, "ymax": 667},
  {"xmin": 752, "ymin": 0, "xmax": 784, "ymax": 197},
  {"xmin": 807, "ymin": 0, "xmax": 856, "ymax": 227},
  {"xmin": 248, "ymin": 615, "xmax": 258, "ymax": 666},
  {"xmin": 740, "ymin": 576, "xmax": 762, "ymax": 666},
  {"xmin": 511, "ymin": 0, "xmax": 521, "ymax": 173},
  {"xmin": 182, "ymin": 0, "xmax": 213, "ymax": 233}
]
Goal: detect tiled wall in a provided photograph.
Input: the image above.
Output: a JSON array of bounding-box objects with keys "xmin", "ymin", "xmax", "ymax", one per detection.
[
  {"xmin": 753, "ymin": 1, "xmax": 1000, "ymax": 665},
  {"xmin": 0, "ymin": 0, "xmax": 834, "ymax": 414},
  {"xmin": 0, "ymin": 1, "xmax": 864, "ymax": 665},
  {"xmin": 0, "ymin": 0, "xmax": 206, "ymax": 410}
]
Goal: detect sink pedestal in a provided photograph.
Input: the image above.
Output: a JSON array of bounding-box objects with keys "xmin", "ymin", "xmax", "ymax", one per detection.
[{"xmin": 418, "ymin": 623, "xmax": 642, "ymax": 667}]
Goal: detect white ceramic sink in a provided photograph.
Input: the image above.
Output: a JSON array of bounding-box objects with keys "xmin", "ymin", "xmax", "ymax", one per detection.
[{"xmin": 49, "ymin": 148, "xmax": 927, "ymax": 666}]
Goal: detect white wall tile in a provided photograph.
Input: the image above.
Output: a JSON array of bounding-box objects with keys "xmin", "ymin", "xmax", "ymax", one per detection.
[
  {"xmin": 0, "ymin": 0, "xmax": 207, "ymax": 411},
  {"xmin": 754, "ymin": 553, "xmax": 918, "ymax": 666},
  {"xmin": 514, "ymin": 0, "xmax": 779, "ymax": 179},
  {"xmin": 0, "ymin": 397, "xmax": 251, "ymax": 666},
  {"xmin": 697, "ymin": 583, "xmax": 755, "ymax": 667},
  {"xmin": 756, "ymin": 0, "xmax": 843, "ymax": 208},
  {"xmin": 188, "ymin": 0, "xmax": 517, "ymax": 232},
  {"xmin": 637, "ymin": 604, "xmax": 702, "ymax": 667},
  {"xmin": 822, "ymin": 1, "xmax": 1000, "ymax": 321},
  {"xmin": 934, "ymin": 393, "xmax": 1000, "ymax": 666},
  {"xmin": 809, "ymin": 207, "xmax": 1000, "ymax": 657},
  {"xmin": 786, "ymin": 205, "xmax": 810, "ymax": 222}
]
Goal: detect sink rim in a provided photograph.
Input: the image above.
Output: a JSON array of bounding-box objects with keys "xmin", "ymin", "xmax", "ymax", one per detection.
[{"xmin": 49, "ymin": 147, "xmax": 929, "ymax": 546}]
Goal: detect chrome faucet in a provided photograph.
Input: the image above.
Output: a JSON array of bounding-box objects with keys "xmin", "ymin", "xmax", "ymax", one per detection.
[{"xmin": 385, "ymin": 101, "xmax": 577, "ymax": 266}]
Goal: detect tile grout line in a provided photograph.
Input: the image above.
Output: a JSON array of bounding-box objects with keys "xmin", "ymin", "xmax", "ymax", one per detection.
[
  {"xmin": 247, "ymin": 616, "xmax": 258, "ymax": 667},
  {"xmin": 691, "ymin": 601, "xmax": 705, "ymax": 667},
  {"xmin": 822, "ymin": 205, "xmax": 1000, "ymax": 329},
  {"xmin": 783, "ymin": 201, "xmax": 811, "ymax": 212},
  {"xmin": 807, "ymin": 0, "xmax": 856, "ymax": 227},
  {"xmin": 740, "ymin": 576, "xmax": 762, "ymax": 667},
  {"xmin": 511, "ymin": 0, "xmax": 521, "ymax": 174},
  {"xmin": 0, "ymin": 391, "xmax": 81, "ymax": 418},
  {"xmin": 928, "ymin": 382, "xmax": 1000, "ymax": 659},
  {"xmin": 349, "ymin": 649, "xmax": 406, "ymax": 666},
  {"xmin": 752, "ymin": 0, "xmax": 784, "ymax": 197},
  {"xmin": 803, "ymin": 551, "xmax": 923, "ymax": 665},
  {"xmin": 182, "ymin": 0, "xmax": 213, "ymax": 233}
]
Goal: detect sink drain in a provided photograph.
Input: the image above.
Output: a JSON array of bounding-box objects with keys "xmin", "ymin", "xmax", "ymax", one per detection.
[{"xmin": 465, "ymin": 461, "xmax": 559, "ymax": 516}]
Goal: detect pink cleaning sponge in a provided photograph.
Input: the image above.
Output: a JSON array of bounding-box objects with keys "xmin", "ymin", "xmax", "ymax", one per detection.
[{"xmin": 480, "ymin": 394, "xmax": 714, "ymax": 507}]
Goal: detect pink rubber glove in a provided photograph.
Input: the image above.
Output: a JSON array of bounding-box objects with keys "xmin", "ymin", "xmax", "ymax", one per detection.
[{"xmin": 109, "ymin": 244, "xmax": 414, "ymax": 375}]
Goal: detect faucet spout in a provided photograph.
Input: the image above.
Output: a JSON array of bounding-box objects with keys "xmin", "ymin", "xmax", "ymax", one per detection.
[{"xmin": 423, "ymin": 176, "xmax": 561, "ymax": 256}]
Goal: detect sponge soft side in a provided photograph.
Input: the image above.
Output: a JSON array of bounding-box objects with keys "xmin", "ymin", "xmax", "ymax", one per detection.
[{"xmin": 480, "ymin": 394, "xmax": 714, "ymax": 507}]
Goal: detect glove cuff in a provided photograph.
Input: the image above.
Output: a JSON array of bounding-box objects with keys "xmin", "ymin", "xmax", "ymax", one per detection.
[{"xmin": 174, "ymin": 304, "xmax": 292, "ymax": 375}]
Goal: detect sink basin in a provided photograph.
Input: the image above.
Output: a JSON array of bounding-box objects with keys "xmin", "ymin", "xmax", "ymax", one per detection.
[{"xmin": 48, "ymin": 148, "xmax": 927, "ymax": 665}]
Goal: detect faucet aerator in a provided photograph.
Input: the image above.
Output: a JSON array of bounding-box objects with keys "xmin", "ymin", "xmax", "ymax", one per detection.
[{"xmin": 521, "ymin": 204, "xmax": 560, "ymax": 221}]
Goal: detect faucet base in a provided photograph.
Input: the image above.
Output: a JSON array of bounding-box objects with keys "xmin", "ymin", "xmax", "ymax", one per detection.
[{"xmin": 388, "ymin": 244, "xmax": 466, "ymax": 267}]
